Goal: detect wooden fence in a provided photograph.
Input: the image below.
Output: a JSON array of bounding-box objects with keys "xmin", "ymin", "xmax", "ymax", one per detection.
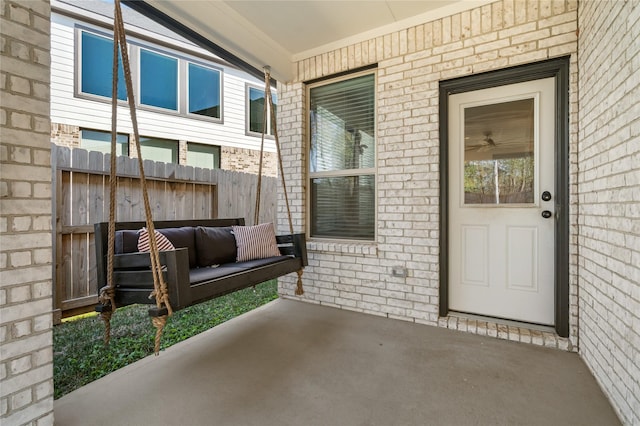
[{"xmin": 52, "ymin": 145, "xmax": 277, "ymax": 319}]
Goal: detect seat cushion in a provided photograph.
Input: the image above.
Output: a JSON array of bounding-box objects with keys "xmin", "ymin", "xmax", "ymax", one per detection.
[
  {"xmin": 195, "ymin": 226, "xmax": 237, "ymax": 267},
  {"xmin": 189, "ymin": 256, "xmax": 289, "ymax": 285}
]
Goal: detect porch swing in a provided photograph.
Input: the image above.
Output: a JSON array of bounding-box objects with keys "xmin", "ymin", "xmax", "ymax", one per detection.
[{"xmin": 95, "ymin": 0, "xmax": 306, "ymax": 354}]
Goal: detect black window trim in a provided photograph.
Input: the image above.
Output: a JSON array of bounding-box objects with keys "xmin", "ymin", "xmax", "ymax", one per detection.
[{"xmin": 306, "ymin": 68, "xmax": 378, "ymax": 243}]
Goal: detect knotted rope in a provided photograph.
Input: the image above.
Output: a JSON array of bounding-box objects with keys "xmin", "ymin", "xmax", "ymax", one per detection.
[
  {"xmin": 100, "ymin": 0, "xmax": 172, "ymax": 354},
  {"xmin": 97, "ymin": 6, "xmax": 123, "ymax": 344}
]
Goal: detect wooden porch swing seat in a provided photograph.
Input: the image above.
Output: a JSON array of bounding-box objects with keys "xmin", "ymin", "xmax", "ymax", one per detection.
[
  {"xmin": 94, "ymin": 218, "xmax": 307, "ymax": 314},
  {"xmin": 95, "ymin": 0, "xmax": 305, "ymax": 353}
]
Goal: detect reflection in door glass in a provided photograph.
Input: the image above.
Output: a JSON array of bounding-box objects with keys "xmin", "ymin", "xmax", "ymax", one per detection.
[{"xmin": 463, "ymin": 98, "xmax": 535, "ymax": 204}]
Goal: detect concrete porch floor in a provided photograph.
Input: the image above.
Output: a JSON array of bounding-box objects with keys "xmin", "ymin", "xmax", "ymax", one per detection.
[{"xmin": 54, "ymin": 299, "xmax": 619, "ymax": 425}]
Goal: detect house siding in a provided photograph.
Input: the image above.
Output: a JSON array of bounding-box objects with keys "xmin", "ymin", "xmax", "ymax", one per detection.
[
  {"xmin": 50, "ymin": 10, "xmax": 277, "ymax": 175},
  {"xmin": 577, "ymin": 0, "xmax": 640, "ymax": 424},
  {"xmin": 0, "ymin": 0, "xmax": 55, "ymax": 425},
  {"xmin": 278, "ymin": 0, "xmax": 580, "ymax": 347}
]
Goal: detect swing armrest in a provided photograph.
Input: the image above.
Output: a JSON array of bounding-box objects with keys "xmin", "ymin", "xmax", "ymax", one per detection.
[
  {"xmin": 276, "ymin": 233, "xmax": 308, "ymax": 267},
  {"xmin": 110, "ymin": 248, "xmax": 192, "ymax": 309}
]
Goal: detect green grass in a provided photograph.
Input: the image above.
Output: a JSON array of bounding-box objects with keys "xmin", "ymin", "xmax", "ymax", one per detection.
[{"xmin": 53, "ymin": 280, "xmax": 278, "ymax": 399}]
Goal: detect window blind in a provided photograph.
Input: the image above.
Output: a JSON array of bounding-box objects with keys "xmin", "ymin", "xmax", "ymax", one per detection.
[{"xmin": 309, "ymin": 73, "xmax": 375, "ymax": 240}]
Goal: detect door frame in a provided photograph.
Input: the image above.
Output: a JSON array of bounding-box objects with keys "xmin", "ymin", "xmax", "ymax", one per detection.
[{"xmin": 438, "ymin": 57, "xmax": 570, "ymax": 337}]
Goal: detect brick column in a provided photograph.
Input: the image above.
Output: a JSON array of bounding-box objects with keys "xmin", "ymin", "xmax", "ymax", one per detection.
[
  {"xmin": 1, "ymin": 0, "xmax": 54, "ymax": 425},
  {"xmin": 179, "ymin": 140, "xmax": 188, "ymax": 165}
]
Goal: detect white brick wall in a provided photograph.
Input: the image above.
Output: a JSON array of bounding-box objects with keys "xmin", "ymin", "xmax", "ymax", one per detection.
[
  {"xmin": 279, "ymin": 0, "xmax": 580, "ymax": 343},
  {"xmin": 0, "ymin": 0, "xmax": 54, "ymax": 425},
  {"xmin": 577, "ymin": 1, "xmax": 640, "ymax": 424}
]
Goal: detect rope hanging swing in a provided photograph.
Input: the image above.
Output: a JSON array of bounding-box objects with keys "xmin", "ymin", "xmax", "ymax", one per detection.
[
  {"xmin": 255, "ymin": 66, "xmax": 304, "ymax": 296},
  {"xmin": 98, "ymin": 0, "xmax": 302, "ymax": 354},
  {"xmin": 98, "ymin": 0, "xmax": 172, "ymax": 354}
]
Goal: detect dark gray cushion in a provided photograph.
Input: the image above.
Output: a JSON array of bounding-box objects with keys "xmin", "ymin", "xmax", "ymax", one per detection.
[
  {"xmin": 189, "ymin": 256, "xmax": 288, "ymax": 285},
  {"xmin": 157, "ymin": 227, "xmax": 197, "ymax": 268},
  {"xmin": 115, "ymin": 230, "xmax": 141, "ymax": 254},
  {"xmin": 115, "ymin": 227, "xmax": 197, "ymax": 268},
  {"xmin": 195, "ymin": 226, "xmax": 237, "ymax": 267}
]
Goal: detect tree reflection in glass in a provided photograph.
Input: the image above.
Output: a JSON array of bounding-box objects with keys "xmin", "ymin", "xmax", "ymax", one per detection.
[{"xmin": 463, "ymin": 98, "xmax": 535, "ymax": 204}]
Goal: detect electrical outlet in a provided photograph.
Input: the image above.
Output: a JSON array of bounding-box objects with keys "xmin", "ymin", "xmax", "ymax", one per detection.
[{"xmin": 391, "ymin": 266, "xmax": 408, "ymax": 278}]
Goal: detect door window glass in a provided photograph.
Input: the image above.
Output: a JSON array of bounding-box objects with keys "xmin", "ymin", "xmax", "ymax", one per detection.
[{"xmin": 463, "ymin": 98, "xmax": 535, "ymax": 204}]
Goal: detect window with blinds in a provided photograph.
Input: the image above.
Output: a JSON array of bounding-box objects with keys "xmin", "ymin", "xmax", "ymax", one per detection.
[{"xmin": 308, "ymin": 72, "xmax": 376, "ymax": 240}]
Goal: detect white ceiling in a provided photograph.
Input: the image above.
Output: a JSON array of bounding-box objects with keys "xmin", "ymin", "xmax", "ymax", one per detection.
[{"xmin": 143, "ymin": 0, "xmax": 490, "ymax": 82}]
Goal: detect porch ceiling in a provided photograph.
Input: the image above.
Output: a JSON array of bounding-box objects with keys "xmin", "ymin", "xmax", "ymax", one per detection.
[{"xmin": 139, "ymin": 0, "xmax": 492, "ymax": 82}]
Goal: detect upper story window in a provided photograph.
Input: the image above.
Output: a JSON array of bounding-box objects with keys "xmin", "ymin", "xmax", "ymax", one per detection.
[
  {"xmin": 308, "ymin": 71, "xmax": 376, "ymax": 241},
  {"xmin": 247, "ymin": 85, "xmax": 277, "ymax": 137},
  {"xmin": 80, "ymin": 31, "xmax": 126, "ymax": 100},
  {"xmin": 188, "ymin": 63, "xmax": 221, "ymax": 119},
  {"xmin": 81, "ymin": 129, "xmax": 129, "ymax": 156},
  {"xmin": 139, "ymin": 49, "xmax": 178, "ymax": 111},
  {"xmin": 77, "ymin": 28, "xmax": 222, "ymax": 123}
]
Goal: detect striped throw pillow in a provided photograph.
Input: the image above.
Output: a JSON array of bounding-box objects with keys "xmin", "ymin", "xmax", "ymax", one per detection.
[
  {"xmin": 137, "ymin": 228, "xmax": 175, "ymax": 252},
  {"xmin": 232, "ymin": 223, "xmax": 281, "ymax": 262}
]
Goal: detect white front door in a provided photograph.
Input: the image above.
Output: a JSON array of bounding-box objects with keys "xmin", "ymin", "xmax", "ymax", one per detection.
[{"xmin": 448, "ymin": 77, "xmax": 555, "ymax": 325}]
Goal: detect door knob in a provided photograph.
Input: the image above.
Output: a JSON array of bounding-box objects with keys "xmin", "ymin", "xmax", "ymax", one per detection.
[
  {"xmin": 541, "ymin": 210, "xmax": 552, "ymax": 219},
  {"xmin": 541, "ymin": 191, "xmax": 552, "ymax": 201}
]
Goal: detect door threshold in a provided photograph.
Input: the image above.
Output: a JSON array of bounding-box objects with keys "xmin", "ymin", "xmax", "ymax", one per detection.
[
  {"xmin": 439, "ymin": 311, "xmax": 573, "ymax": 351},
  {"xmin": 450, "ymin": 311, "xmax": 555, "ymax": 333}
]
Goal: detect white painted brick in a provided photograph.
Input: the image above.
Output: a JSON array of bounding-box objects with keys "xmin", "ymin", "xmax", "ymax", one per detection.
[
  {"xmin": 34, "ymin": 380, "xmax": 53, "ymax": 401},
  {"xmin": 33, "ymin": 315, "xmax": 51, "ymax": 332},
  {"xmin": 10, "ymin": 251, "xmax": 32, "ymax": 267},
  {"xmin": 12, "ymin": 388, "xmax": 33, "ymax": 410},
  {"xmin": 32, "ymin": 248, "xmax": 51, "ymax": 265},
  {"xmin": 10, "ymin": 75, "xmax": 31, "ymax": 95},
  {"xmin": 32, "ymin": 216, "xmax": 51, "ymax": 231},
  {"xmin": 10, "ymin": 355, "xmax": 33, "ymax": 375},
  {"xmin": 12, "ymin": 319, "xmax": 32, "ymax": 338},
  {"xmin": 9, "ymin": 285, "xmax": 32, "ymax": 304},
  {"xmin": 10, "ymin": 111, "xmax": 32, "ymax": 130}
]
